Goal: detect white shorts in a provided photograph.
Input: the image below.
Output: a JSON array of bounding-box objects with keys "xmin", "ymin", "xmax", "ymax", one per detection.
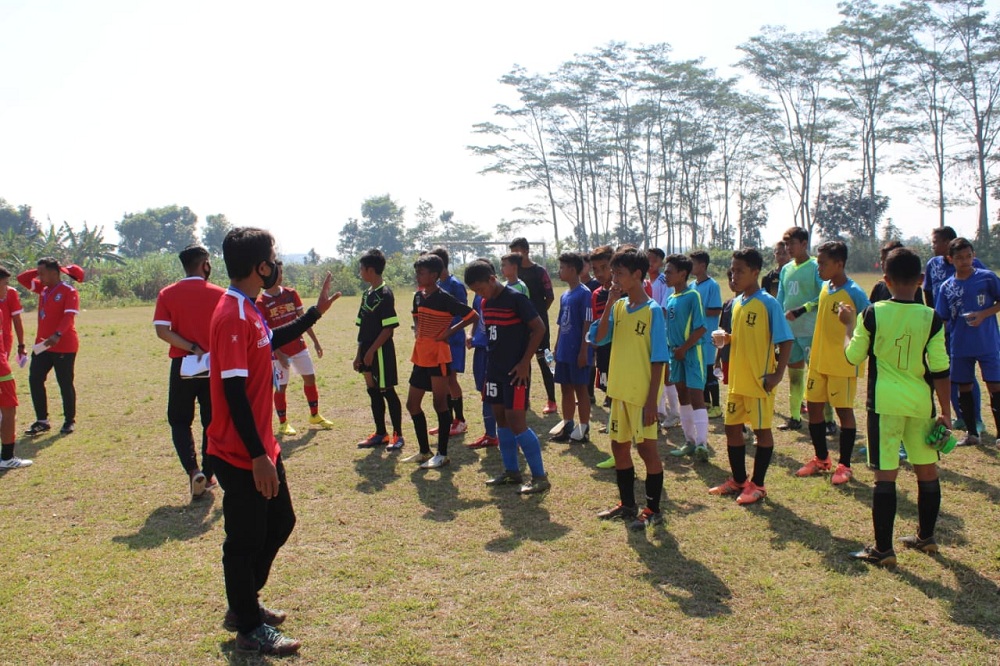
[{"xmin": 273, "ymin": 349, "xmax": 315, "ymax": 386}]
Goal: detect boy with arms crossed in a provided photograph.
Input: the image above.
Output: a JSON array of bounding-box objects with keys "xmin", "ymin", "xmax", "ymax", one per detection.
[
  {"xmin": 709, "ymin": 249, "xmax": 793, "ymax": 505},
  {"xmin": 354, "ymin": 249, "xmax": 405, "ymax": 451},
  {"xmin": 591, "ymin": 248, "xmax": 670, "ymax": 530},
  {"xmin": 842, "ymin": 247, "xmax": 950, "ymax": 566},
  {"xmin": 464, "ymin": 262, "xmax": 550, "ymax": 493},
  {"xmin": 795, "ymin": 241, "xmax": 870, "ymax": 484}
]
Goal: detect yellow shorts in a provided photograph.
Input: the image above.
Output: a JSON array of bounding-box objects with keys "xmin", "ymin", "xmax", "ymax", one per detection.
[
  {"xmin": 609, "ymin": 398, "xmax": 658, "ymax": 444},
  {"xmin": 805, "ymin": 371, "xmax": 857, "ymax": 409},
  {"xmin": 868, "ymin": 412, "xmax": 939, "ymax": 471},
  {"xmin": 724, "ymin": 392, "xmax": 775, "ymax": 430}
]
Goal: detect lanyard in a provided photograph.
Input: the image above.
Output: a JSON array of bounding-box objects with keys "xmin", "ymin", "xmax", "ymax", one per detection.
[{"xmin": 228, "ymin": 286, "xmax": 279, "ymax": 390}]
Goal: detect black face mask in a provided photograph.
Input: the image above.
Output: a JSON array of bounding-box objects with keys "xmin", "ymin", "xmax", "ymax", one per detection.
[{"xmin": 259, "ymin": 260, "xmax": 279, "ymax": 290}]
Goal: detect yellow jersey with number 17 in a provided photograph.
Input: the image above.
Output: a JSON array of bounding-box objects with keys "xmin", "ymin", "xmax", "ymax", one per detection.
[{"xmin": 729, "ymin": 289, "xmax": 794, "ymax": 399}]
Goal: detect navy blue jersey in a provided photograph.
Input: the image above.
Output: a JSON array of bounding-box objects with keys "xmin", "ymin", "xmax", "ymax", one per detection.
[{"xmin": 482, "ymin": 286, "xmax": 540, "ymax": 374}]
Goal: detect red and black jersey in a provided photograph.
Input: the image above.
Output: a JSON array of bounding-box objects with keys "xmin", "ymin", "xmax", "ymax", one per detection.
[
  {"xmin": 256, "ymin": 287, "xmax": 306, "ymax": 356},
  {"xmin": 482, "ymin": 286, "xmax": 539, "ymax": 374}
]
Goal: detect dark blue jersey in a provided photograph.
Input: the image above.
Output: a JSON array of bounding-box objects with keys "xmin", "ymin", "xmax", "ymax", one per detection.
[{"xmin": 482, "ymin": 286, "xmax": 540, "ymax": 374}]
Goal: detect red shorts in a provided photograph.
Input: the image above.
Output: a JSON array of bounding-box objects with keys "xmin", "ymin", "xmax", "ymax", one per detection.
[{"xmin": 0, "ymin": 378, "xmax": 18, "ymax": 408}]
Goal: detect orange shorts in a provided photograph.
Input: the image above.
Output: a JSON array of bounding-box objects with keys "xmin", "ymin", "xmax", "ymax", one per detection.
[{"xmin": 0, "ymin": 377, "xmax": 18, "ymax": 408}]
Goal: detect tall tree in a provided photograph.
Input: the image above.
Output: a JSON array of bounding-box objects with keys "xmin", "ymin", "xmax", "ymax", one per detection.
[
  {"xmin": 115, "ymin": 205, "xmax": 198, "ymax": 258},
  {"xmin": 202, "ymin": 214, "xmax": 232, "ymax": 256},
  {"xmin": 336, "ymin": 194, "xmax": 406, "ymax": 258}
]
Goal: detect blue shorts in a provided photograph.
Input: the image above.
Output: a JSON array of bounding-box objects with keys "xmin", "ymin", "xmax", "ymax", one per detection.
[
  {"xmin": 668, "ymin": 349, "xmax": 706, "ymax": 390},
  {"xmin": 554, "ymin": 361, "xmax": 591, "ymax": 385},
  {"xmin": 701, "ymin": 340, "xmax": 717, "ymax": 366},
  {"xmin": 448, "ymin": 339, "xmax": 467, "ymax": 373},
  {"xmin": 789, "ymin": 336, "xmax": 812, "ymax": 365},
  {"xmin": 472, "ymin": 347, "xmax": 487, "ymax": 390},
  {"xmin": 951, "ymin": 354, "xmax": 1000, "ymax": 384}
]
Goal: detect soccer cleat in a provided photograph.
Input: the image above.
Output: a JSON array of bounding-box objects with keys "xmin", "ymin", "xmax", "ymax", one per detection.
[
  {"xmin": 224, "ymin": 604, "xmax": 287, "ymax": 632},
  {"xmin": 190, "ymin": 471, "xmax": 207, "ymax": 499},
  {"xmin": 825, "ymin": 421, "xmax": 838, "ymax": 437},
  {"xmin": 548, "ymin": 421, "xmax": 574, "ymax": 443},
  {"xmin": 569, "ymin": 423, "xmax": 590, "ymax": 442},
  {"xmin": 276, "ymin": 422, "xmax": 297, "ymax": 437},
  {"xmin": 669, "ymin": 442, "xmax": 696, "ymax": 457},
  {"xmin": 60, "ymin": 421, "xmax": 76, "ymax": 435},
  {"xmin": 24, "ymin": 421, "xmax": 50, "ymax": 437},
  {"xmin": 542, "ymin": 401, "xmax": 559, "ymax": 415},
  {"xmin": 236, "ymin": 624, "xmax": 301, "ymax": 656},
  {"xmin": 952, "ymin": 417, "xmax": 966, "ymax": 430},
  {"xmin": 519, "ymin": 475, "xmax": 551, "ymax": 495},
  {"xmin": 694, "ymin": 444, "xmax": 710, "ymax": 462},
  {"xmin": 597, "ymin": 422, "xmax": 608, "ymax": 433},
  {"xmin": 403, "ymin": 452, "xmax": 433, "ymax": 464},
  {"xmin": 736, "ymin": 481, "xmax": 767, "ymax": 505},
  {"xmin": 743, "ymin": 425, "xmax": 756, "ymax": 446},
  {"xmin": 357, "ymin": 432, "xmax": 389, "ymax": 449},
  {"xmin": 467, "ymin": 434, "xmax": 499, "ymax": 449},
  {"xmin": 795, "ymin": 455, "xmax": 832, "ymax": 477},
  {"xmin": 428, "ymin": 425, "xmax": 440, "ymax": 435},
  {"xmin": 548, "ymin": 419, "xmax": 569, "ymax": 436},
  {"xmin": 707, "ymin": 405, "xmax": 723, "ymax": 419},
  {"xmin": 205, "ymin": 477, "xmax": 219, "ymax": 491},
  {"xmin": 603, "ymin": 396, "xmax": 612, "ymax": 408},
  {"xmin": 449, "ymin": 420, "xmax": 468, "ymax": 436},
  {"xmin": 597, "ymin": 503, "xmax": 638, "ymax": 521},
  {"xmin": 628, "ymin": 507, "xmax": 663, "ymax": 531},
  {"xmin": 777, "ymin": 419, "xmax": 802, "ymax": 432},
  {"xmin": 485, "ymin": 470, "xmax": 524, "ymax": 486},
  {"xmin": 849, "ymin": 545, "xmax": 897, "ymax": 568},
  {"xmin": 659, "ymin": 413, "xmax": 681, "ymax": 429},
  {"xmin": 595, "ymin": 456, "xmax": 616, "ymax": 469},
  {"xmin": 0, "ymin": 457, "xmax": 33, "ymax": 470},
  {"xmin": 831, "ymin": 464, "xmax": 853, "ymax": 485},
  {"xmin": 309, "ymin": 414, "xmax": 335, "ymax": 429},
  {"xmin": 708, "ymin": 477, "xmax": 746, "ymax": 496},
  {"xmin": 899, "ymin": 534, "xmax": 939, "ymax": 554},
  {"xmin": 958, "ymin": 434, "xmax": 980, "ymax": 447},
  {"xmin": 386, "ymin": 433, "xmax": 405, "ymax": 451},
  {"xmin": 420, "ymin": 454, "xmax": 450, "ymax": 469}
]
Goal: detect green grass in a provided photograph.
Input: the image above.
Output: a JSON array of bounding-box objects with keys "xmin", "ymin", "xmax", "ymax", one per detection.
[{"xmin": 2, "ymin": 273, "xmax": 999, "ymax": 664}]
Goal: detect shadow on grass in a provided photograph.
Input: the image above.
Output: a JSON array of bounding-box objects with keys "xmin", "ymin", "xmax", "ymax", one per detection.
[
  {"xmin": 939, "ymin": 466, "xmax": 1000, "ymax": 503},
  {"xmin": 892, "ymin": 553, "xmax": 1000, "ymax": 639},
  {"xmin": 275, "ymin": 429, "xmax": 319, "ymax": 459},
  {"xmin": 755, "ymin": 498, "xmax": 868, "ymax": 575},
  {"xmin": 354, "ymin": 446, "xmax": 401, "ymax": 494},
  {"xmin": 410, "ymin": 463, "xmax": 489, "ymax": 523},
  {"xmin": 484, "ymin": 490, "xmax": 570, "ymax": 553},
  {"xmin": 11, "ymin": 431, "xmax": 60, "ymax": 462},
  {"xmin": 112, "ymin": 494, "xmax": 221, "ymax": 550},
  {"xmin": 628, "ymin": 522, "xmax": 733, "ymax": 618},
  {"xmin": 218, "ymin": 638, "xmax": 294, "ymax": 664}
]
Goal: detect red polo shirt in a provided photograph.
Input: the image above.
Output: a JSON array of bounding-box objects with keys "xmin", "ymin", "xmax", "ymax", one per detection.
[
  {"xmin": 206, "ymin": 290, "xmax": 280, "ymax": 470},
  {"xmin": 0, "ymin": 286, "xmax": 22, "ymax": 356},
  {"xmin": 153, "ymin": 277, "xmax": 227, "ymax": 358},
  {"xmin": 17, "ymin": 270, "xmax": 79, "ymax": 354}
]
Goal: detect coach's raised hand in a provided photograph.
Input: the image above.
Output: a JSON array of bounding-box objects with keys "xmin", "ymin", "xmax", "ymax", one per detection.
[{"xmin": 315, "ymin": 272, "xmax": 341, "ymax": 314}]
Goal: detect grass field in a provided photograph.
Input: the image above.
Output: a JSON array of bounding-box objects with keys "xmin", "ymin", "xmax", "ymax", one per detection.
[{"xmin": 2, "ymin": 272, "xmax": 1000, "ymax": 665}]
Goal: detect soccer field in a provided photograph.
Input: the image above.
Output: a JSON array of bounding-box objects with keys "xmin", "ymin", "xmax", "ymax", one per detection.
[{"xmin": 2, "ymin": 279, "xmax": 999, "ymax": 664}]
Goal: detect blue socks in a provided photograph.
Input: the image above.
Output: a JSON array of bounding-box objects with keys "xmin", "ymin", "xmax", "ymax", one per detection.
[
  {"xmin": 515, "ymin": 429, "xmax": 545, "ymax": 477},
  {"xmin": 497, "ymin": 427, "xmax": 518, "ymax": 472}
]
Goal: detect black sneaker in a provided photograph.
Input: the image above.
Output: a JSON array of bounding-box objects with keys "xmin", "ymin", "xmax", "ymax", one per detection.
[
  {"xmin": 628, "ymin": 507, "xmax": 663, "ymax": 530},
  {"xmin": 777, "ymin": 419, "xmax": 802, "ymax": 432},
  {"xmin": 899, "ymin": 534, "xmax": 939, "ymax": 554},
  {"xmin": 825, "ymin": 421, "xmax": 838, "ymax": 437},
  {"xmin": 235, "ymin": 624, "xmax": 300, "ymax": 655},
  {"xmin": 597, "ymin": 503, "xmax": 638, "ymax": 521},
  {"xmin": 548, "ymin": 422, "xmax": 573, "ymax": 443},
  {"xmin": 25, "ymin": 421, "xmax": 51, "ymax": 437},
  {"xmin": 849, "ymin": 545, "xmax": 897, "ymax": 568},
  {"xmin": 60, "ymin": 421, "xmax": 76, "ymax": 435},
  {"xmin": 224, "ymin": 604, "xmax": 288, "ymax": 632},
  {"xmin": 485, "ymin": 470, "xmax": 523, "ymax": 486}
]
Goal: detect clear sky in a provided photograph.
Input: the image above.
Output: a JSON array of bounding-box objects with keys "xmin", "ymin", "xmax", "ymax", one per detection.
[{"xmin": 0, "ymin": 0, "xmax": 995, "ymax": 257}]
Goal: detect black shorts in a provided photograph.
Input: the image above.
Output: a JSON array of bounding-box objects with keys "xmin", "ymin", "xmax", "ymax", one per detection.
[
  {"xmin": 359, "ymin": 340, "xmax": 398, "ymax": 389},
  {"xmin": 409, "ymin": 363, "xmax": 451, "ymax": 391},
  {"xmin": 483, "ymin": 371, "xmax": 530, "ymax": 410}
]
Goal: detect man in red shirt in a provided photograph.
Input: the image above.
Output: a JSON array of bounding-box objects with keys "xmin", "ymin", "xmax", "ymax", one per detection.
[
  {"xmin": 18, "ymin": 258, "xmax": 83, "ymax": 436},
  {"xmin": 0, "ymin": 304, "xmax": 29, "ymax": 469},
  {"xmin": 0, "ymin": 266, "xmax": 25, "ymax": 364},
  {"xmin": 154, "ymin": 245, "xmax": 226, "ymax": 499},
  {"xmin": 207, "ymin": 227, "xmax": 339, "ymax": 656},
  {"xmin": 256, "ymin": 264, "xmax": 334, "ymax": 436}
]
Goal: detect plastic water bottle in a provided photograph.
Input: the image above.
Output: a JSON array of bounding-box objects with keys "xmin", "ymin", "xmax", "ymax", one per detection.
[
  {"xmin": 543, "ymin": 349, "xmax": 555, "ymax": 373},
  {"xmin": 713, "ymin": 366, "xmax": 724, "ymax": 382}
]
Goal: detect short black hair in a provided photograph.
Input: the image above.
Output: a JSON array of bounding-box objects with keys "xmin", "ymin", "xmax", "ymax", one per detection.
[
  {"xmin": 500, "ymin": 252, "xmax": 523, "ymax": 268},
  {"xmin": 179, "ymin": 244, "xmax": 210, "ymax": 272},
  {"xmin": 884, "ymin": 247, "xmax": 922, "ymax": 285},
  {"xmin": 932, "ymin": 226, "xmax": 957, "ymax": 242},
  {"xmin": 665, "ymin": 253, "xmax": 693, "ymax": 278},
  {"xmin": 816, "ymin": 240, "xmax": 848, "ymax": 264},
  {"xmin": 589, "ymin": 245, "xmax": 613, "ymax": 263},
  {"xmin": 429, "ymin": 246, "xmax": 450, "ymax": 268},
  {"xmin": 222, "ymin": 227, "xmax": 274, "ymax": 280},
  {"xmin": 558, "ymin": 251, "xmax": 584, "ymax": 274},
  {"xmin": 949, "ymin": 237, "xmax": 974, "ymax": 256},
  {"xmin": 463, "ymin": 260, "xmax": 495, "ymax": 286},
  {"xmin": 509, "ymin": 237, "xmax": 529, "ymax": 252},
  {"xmin": 0, "ymin": 265, "xmax": 10, "ymax": 280},
  {"xmin": 359, "ymin": 248, "xmax": 387, "ymax": 275},
  {"xmin": 37, "ymin": 256, "xmax": 60, "ymax": 271},
  {"xmin": 610, "ymin": 247, "xmax": 648, "ymax": 279},
  {"xmin": 879, "ymin": 240, "xmax": 903, "ymax": 263},
  {"xmin": 732, "ymin": 247, "xmax": 763, "ymax": 271},
  {"xmin": 689, "ymin": 250, "xmax": 710, "ymax": 266},
  {"xmin": 647, "ymin": 247, "xmax": 665, "ymax": 261},
  {"xmin": 414, "ymin": 253, "xmax": 444, "ymax": 279},
  {"xmin": 783, "ymin": 227, "xmax": 809, "ymax": 244}
]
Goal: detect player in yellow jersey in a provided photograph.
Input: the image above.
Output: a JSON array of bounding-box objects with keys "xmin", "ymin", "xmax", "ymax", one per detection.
[
  {"xmin": 840, "ymin": 247, "xmax": 951, "ymax": 567},
  {"xmin": 709, "ymin": 248, "xmax": 793, "ymax": 505},
  {"xmin": 795, "ymin": 241, "xmax": 871, "ymax": 485}
]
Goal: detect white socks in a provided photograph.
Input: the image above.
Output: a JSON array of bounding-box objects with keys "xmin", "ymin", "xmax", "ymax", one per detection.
[
  {"xmin": 679, "ymin": 404, "xmax": 695, "ymax": 443},
  {"xmin": 664, "ymin": 384, "xmax": 680, "ymax": 417},
  {"xmin": 693, "ymin": 408, "xmax": 709, "ymax": 445}
]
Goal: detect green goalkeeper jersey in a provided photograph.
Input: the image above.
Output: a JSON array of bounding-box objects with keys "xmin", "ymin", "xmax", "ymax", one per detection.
[{"xmin": 776, "ymin": 257, "xmax": 822, "ymax": 338}]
